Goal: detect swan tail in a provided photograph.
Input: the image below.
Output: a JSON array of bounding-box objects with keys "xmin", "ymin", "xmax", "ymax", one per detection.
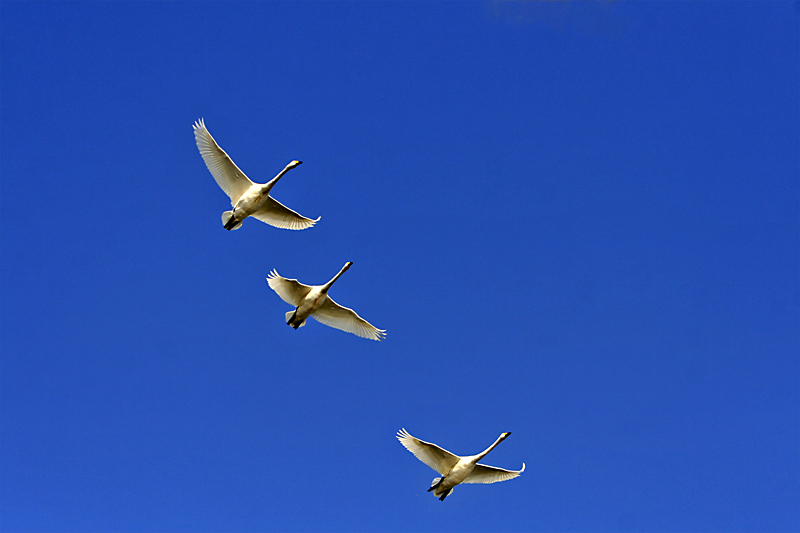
[
  {"xmin": 428, "ymin": 477, "xmax": 451, "ymax": 500},
  {"xmin": 222, "ymin": 211, "xmax": 242, "ymax": 230},
  {"xmin": 285, "ymin": 310, "xmax": 306, "ymax": 329}
]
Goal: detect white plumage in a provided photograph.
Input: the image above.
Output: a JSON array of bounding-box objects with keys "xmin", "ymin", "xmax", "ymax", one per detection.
[
  {"xmin": 193, "ymin": 118, "xmax": 319, "ymax": 231},
  {"xmin": 267, "ymin": 262, "xmax": 386, "ymax": 341},
  {"xmin": 397, "ymin": 429, "xmax": 524, "ymax": 500}
]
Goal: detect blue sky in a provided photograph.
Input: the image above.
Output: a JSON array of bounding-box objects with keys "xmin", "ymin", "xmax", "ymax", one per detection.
[{"xmin": 1, "ymin": 2, "xmax": 798, "ymax": 532}]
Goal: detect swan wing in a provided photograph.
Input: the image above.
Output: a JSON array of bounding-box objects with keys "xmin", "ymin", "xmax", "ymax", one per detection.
[
  {"xmin": 266, "ymin": 270, "xmax": 313, "ymax": 306},
  {"xmin": 396, "ymin": 429, "xmax": 460, "ymax": 476},
  {"xmin": 193, "ymin": 119, "xmax": 254, "ymax": 203},
  {"xmin": 311, "ymin": 296, "xmax": 386, "ymax": 341},
  {"xmin": 463, "ymin": 462, "xmax": 525, "ymax": 484},
  {"xmin": 252, "ymin": 197, "xmax": 320, "ymax": 230}
]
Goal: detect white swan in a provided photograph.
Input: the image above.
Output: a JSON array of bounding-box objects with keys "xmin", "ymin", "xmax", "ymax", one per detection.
[
  {"xmin": 397, "ymin": 429, "xmax": 524, "ymax": 501},
  {"xmin": 193, "ymin": 119, "xmax": 320, "ymax": 231},
  {"xmin": 267, "ymin": 262, "xmax": 386, "ymax": 341}
]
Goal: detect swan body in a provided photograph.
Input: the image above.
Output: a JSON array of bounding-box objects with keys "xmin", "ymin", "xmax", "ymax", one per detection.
[
  {"xmin": 397, "ymin": 429, "xmax": 524, "ymax": 501},
  {"xmin": 193, "ymin": 119, "xmax": 320, "ymax": 231},
  {"xmin": 267, "ymin": 262, "xmax": 386, "ymax": 341}
]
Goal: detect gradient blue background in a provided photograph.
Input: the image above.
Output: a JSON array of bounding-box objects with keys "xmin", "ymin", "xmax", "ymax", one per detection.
[{"xmin": 2, "ymin": 2, "xmax": 798, "ymax": 532}]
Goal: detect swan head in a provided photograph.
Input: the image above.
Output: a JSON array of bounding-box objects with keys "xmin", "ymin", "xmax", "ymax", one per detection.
[
  {"xmin": 342, "ymin": 261, "xmax": 353, "ymax": 271},
  {"xmin": 287, "ymin": 160, "xmax": 302, "ymax": 169},
  {"xmin": 500, "ymin": 432, "xmax": 511, "ymax": 440}
]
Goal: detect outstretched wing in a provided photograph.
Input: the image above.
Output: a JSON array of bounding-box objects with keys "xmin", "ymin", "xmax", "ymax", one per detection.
[
  {"xmin": 463, "ymin": 462, "xmax": 525, "ymax": 484},
  {"xmin": 266, "ymin": 270, "xmax": 313, "ymax": 306},
  {"xmin": 396, "ymin": 429, "xmax": 460, "ymax": 476},
  {"xmin": 311, "ymin": 296, "xmax": 386, "ymax": 341},
  {"xmin": 193, "ymin": 119, "xmax": 254, "ymax": 203},
  {"xmin": 252, "ymin": 197, "xmax": 320, "ymax": 230}
]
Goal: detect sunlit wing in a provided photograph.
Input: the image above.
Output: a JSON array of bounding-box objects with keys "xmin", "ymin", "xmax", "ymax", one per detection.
[
  {"xmin": 311, "ymin": 296, "xmax": 386, "ymax": 341},
  {"xmin": 396, "ymin": 429, "xmax": 460, "ymax": 476},
  {"xmin": 266, "ymin": 270, "xmax": 313, "ymax": 306},
  {"xmin": 251, "ymin": 197, "xmax": 320, "ymax": 230},
  {"xmin": 193, "ymin": 119, "xmax": 254, "ymax": 203},
  {"xmin": 463, "ymin": 462, "xmax": 525, "ymax": 484}
]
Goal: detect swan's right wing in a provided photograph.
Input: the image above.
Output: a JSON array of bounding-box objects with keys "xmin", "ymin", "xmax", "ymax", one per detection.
[
  {"xmin": 396, "ymin": 429, "xmax": 460, "ymax": 476},
  {"xmin": 463, "ymin": 462, "xmax": 525, "ymax": 484},
  {"xmin": 193, "ymin": 119, "xmax": 254, "ymax": 203},
  {"xmin": 266, "ymin": 270, "xmax": 313, "ymax": 306},
  {"xmin": 252, "ymin": 197, "xmax": 320, "ymax": 230},
  {"xmin": 311, "ymin": 296, "xmax": 386, "ymax": 341}
]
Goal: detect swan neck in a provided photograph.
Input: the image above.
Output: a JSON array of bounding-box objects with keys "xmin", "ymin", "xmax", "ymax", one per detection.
[
  {"xmin": 321, "ymin": 262, "xmax": 352, "ymax": 292},
  {"xmin": 266, "ymin": 163, "xmax": 295, "ymax": 188},
  {"xmin": 476, "ymin": 434, "xmax": 507, "ymax": 460}
]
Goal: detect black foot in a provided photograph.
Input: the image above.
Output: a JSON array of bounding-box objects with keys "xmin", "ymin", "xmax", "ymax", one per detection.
[{"xmin": 224, "ymin": 213, "xmax": 239, "ymax": 230}]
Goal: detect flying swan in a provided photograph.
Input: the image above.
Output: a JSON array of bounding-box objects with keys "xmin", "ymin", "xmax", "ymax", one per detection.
[
  {"xmin": 396, "ymin": 428, "xmax": 524, "ymax": 501},
  {"xmin": 193, "ymin": 118, "xmax": 320, "ymax": 231},
  {"xmin": 267, "ymin": 262, "xmax": 386, "ymax": 341}
]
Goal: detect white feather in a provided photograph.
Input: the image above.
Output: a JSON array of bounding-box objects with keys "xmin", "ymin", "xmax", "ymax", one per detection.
[
  {"xmin": 267, "ymin": 270, "xmax": 313, "ymax": 306},
  {"xmin": 463, "ymin": 463, "xmax": 526, "ymax": 484},
  {"xmin": 312, "ymin": 297, "xmax": 386, "ymax": 341},
  {"xmin": 396, "ymin": 429, "xmax": 459, "ymax": 476},
  {"xmin": 193, "ymin": 118, "xmax": 253, "ymax": 203},
  {"xmin": 252, "ymin": 198, "xmax": 320, "ymax": 230}
]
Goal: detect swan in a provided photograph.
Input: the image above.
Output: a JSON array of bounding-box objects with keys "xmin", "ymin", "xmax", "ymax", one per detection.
[
  {"xmin": 396, "ymin": 429, "xmax": 524, "ymax": 501},
  {"xmin": 267, "ymin": 262, "xmax": 386, "ymax": 341},
  {"xmin": 193, "ymin": 118, "xmax": 320, "ymax": 231}
]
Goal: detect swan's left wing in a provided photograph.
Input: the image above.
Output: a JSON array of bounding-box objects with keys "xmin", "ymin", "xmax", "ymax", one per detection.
[
  {"xmin": 193, "ymin": 119, "xmax": 254, "ymax": 203},
  {"xmin": 463, "ymin": 462, "xmax": 525, "ymax": 484},
  {"xmin": 396, "ymin": 429, "xmax": 460, "ymax": 476},
  {"xmin": 266, "ymin": 270, "xmax": 313, "ymax": 306},
  {"xmin": 252, "ymin": 197, "xmax": 320, "ymax": 230},
  {"xmin": 311, "ymin": 296, "xmax": 386, "ymax": 341}
]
